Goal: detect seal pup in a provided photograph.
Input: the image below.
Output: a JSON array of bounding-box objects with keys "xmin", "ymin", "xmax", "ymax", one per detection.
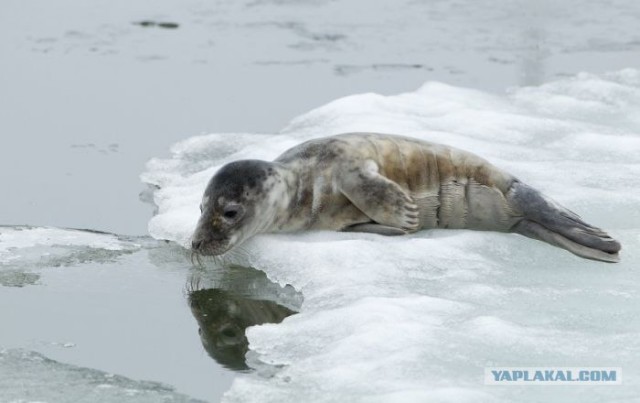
[{"xmin": 191, "ymin": 133, "xmax": 621, "ymax": 262}]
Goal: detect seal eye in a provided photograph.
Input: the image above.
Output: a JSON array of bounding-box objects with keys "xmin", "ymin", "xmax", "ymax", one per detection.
[
  {"xmin": 222, "ymin": 204, "xmax": 243, "ymax": 221},
  {"xmin": 221, "ymin": 328, "xmax": 236, "ymax": 338}
]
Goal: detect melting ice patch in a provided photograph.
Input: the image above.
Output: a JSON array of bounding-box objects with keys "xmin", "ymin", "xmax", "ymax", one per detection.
[
  {"xmin": 0, "ymin": 349, "xmax": 204, "ymax": 403},
  {"xmin": 0, "ymin": 227, "xmax": 138, "ymax": 257},
  {"xmin": 142, "ymin": 71, "xmax": 640, "ymax": 402},
  {"xmin": 0, "ymin": 226, "xmax": 141, "ymax": 287}
]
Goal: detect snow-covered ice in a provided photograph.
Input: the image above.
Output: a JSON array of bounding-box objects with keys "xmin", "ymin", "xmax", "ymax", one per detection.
[{"xmin": 142, "ymin": 70, "xmax": 640, "ymax": 402}]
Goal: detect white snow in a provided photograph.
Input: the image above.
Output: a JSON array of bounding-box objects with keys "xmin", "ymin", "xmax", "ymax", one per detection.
[{"xmin": 142, "ymin": 70, "xmax": 640, "ymax": 402}]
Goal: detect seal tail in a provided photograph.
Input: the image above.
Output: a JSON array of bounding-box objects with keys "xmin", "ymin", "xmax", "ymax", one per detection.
[{"xmin": 508, "ymin": 181, "xmax": 621, "ymax": 263}]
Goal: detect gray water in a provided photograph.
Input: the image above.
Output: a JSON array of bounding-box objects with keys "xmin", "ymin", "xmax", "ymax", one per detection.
[
  {"xmin": 2, "ymin": 0, "xmax": 639, "ymax": 235},
  {"xmin": 1, "ymin": 0, "xmax": 639, "ymax": 402}
]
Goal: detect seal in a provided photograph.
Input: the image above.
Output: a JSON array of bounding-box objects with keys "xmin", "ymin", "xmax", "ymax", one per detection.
[{"xmin": 191, "ymin": 133, "xmax": 621, "ymax": 262}]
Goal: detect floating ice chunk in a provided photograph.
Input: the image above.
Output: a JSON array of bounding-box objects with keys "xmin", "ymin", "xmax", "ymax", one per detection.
[
  {"xmin": 0, "ymin": 226, "xmax": 142, "ymax": 281},
  {"xmin": 0, "ymin": 270, "xmax": 39, "ymax": 287},
  {"xmin": 0, "ymin": 226, "xmax": 138, "ymax": 257},
  {"xmin": 0, "ymin": 349, "xmax": 205, "ymax": 403}
]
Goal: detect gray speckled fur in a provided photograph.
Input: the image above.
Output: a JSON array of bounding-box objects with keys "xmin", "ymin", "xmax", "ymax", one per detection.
[
  {"xmin": 192, "ymin": 133, "xmax": 621, "ymax": 262},
  {"xmin": 273, "ymin": 133, "xmax": 519, "ymax": 232}
]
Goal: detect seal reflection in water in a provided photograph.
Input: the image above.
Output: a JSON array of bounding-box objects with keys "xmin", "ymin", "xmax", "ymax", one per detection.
[
  {"xmin": 191, "ymin": 133, "xmax": 621, "ymax": 262},
  {"xmin": 188, "ymin": 267, "xmax": 299, "ymax": 371}
]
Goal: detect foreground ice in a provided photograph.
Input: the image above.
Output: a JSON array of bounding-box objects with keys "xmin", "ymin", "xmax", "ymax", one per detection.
[
  {"xmin": 142, "ymin": 71, "xmax": 640, "ymax": 402},
  {"xmin": 0, "ymin": 226, "xmax": 141, "ymax": 287},
  {"xmin": 0, "ymin": 226, "xmax": 139, "ymax": 259},
  {"xmin": 0, "ymin": 348, "xmax": 205, "ymax": 403}
]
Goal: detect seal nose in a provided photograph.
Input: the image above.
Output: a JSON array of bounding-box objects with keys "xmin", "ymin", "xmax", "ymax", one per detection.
[{"xmin": 192, "ymin": 239, "xmax": 203, "ymax": 251}]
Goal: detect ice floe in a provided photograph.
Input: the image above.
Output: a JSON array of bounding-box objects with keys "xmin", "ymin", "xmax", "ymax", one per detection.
[{"xmin": 142, "ymin": 70, "xmax": 640, "ymax": 402}]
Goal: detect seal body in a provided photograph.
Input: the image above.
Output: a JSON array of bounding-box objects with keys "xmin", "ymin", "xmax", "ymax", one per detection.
[
  {"xmin": 273, "ymin": 133, "xmax": 519, "ymax": 233},
  {"xmin": 192, "ymin": 133, "xmax": 621, "ymax": 262}
]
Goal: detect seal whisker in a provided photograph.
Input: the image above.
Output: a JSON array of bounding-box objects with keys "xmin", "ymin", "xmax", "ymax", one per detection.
[
  {"xmin": 235, "ymin": 245, "xmax": 250, "ymax": 259},
  {"xmin": 225, "ymin": 245, "xmax": 249, "ymax": 267},
  {"xmin": 190, "ymin": 250, "xmax": 197, "ymax": 267},
  {"xmin": 186, "ymin": 275, "xmax": 202, "ymax": 293}
]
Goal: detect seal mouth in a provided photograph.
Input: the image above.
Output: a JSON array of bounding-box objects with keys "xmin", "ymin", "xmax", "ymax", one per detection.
[{"xmin": 192, "ymin": 242, "xmax": 231, "ymax": 257}]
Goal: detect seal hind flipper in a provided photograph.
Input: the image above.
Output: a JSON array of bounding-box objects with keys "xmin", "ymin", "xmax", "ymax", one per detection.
[
  {"xmin": 338, "ymin": 160, "xmax": 420, "ymax": 232},
  {"xmin": 509, "ymin": 181, "xmax": 621, "ymax": 263},
  {"xmin": 513, "ymin": 220, "xmax": 620, "ymax": 263},
  {"xmin": 341, "ymin": 223, "xmax": 409, "ymax": 236}
]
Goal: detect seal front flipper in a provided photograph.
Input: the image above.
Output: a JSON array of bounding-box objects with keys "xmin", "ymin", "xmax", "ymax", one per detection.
[{"xmin": 338, "ymin": 160, "xmax": 419, "ymax": 232}]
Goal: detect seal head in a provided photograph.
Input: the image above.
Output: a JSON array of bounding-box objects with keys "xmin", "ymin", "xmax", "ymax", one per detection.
[{"xmin": 191, "ymin": 160, "xmax": 285, "ymax": 256}]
